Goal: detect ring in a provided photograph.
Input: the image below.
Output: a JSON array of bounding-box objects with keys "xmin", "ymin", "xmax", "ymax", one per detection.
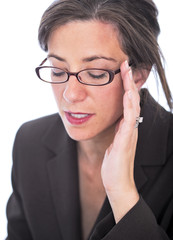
[{"xmin": 135, "ymin": 117, "xmax": 143, "ymax": 128}]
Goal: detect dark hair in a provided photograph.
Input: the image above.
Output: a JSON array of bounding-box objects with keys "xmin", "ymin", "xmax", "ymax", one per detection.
[{"xmin": 38, "ymin": 0, "xmax": 172, "ymax": 110}]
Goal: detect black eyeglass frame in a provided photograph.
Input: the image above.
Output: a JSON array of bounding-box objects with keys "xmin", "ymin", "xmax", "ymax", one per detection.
[{"xmin": 35, "ymin": 58, "xmax": 132, "ymax": 86}]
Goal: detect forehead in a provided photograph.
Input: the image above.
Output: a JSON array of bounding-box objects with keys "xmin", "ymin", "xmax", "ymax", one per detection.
[{"xmin": 47, "ymin": 20, "xmax": 127, "ymax": 62}]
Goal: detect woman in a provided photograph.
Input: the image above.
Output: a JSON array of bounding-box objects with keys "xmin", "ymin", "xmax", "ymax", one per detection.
[{"xmin": 6, "ymin": 0, "xmax": 173, "ymax": 239}]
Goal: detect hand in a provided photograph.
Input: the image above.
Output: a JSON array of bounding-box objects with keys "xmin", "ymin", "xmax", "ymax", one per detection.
[{"xmin": 101, "ymin": 60, "xmax": 140, "ymax": 223}]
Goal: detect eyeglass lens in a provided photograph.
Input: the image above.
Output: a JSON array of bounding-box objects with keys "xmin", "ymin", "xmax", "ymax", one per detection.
[{"xmin": 39, "ymin": 67, "xmax": 110, "ymax": 85}]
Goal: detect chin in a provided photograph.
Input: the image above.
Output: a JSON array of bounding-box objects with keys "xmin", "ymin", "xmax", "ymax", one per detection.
[
  {"xmin": 65, "ymin": 127, "xmax": 95, "ymax": 141},
  {"xmin": 61, "ymin": 116, "xmax": 96, "ymax": 141}
]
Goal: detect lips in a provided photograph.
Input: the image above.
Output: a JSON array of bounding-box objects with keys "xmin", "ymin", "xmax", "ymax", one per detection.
[{"xmin": 64, "ymin": 111, "xmax": 94, "ymax": 125}]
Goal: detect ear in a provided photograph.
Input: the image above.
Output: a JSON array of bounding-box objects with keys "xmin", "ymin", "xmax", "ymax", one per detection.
[{"xmin": 133, "ymin": 68, "xmax": 151, "ymax": 90}]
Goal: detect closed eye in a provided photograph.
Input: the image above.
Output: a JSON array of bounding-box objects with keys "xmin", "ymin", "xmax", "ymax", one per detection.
[
  {"xmin": 87, "ymin": 71, "xmax": 108, "ymax": 79},
  {"xmin": 52, "ymin": 69, "xmax": 66, "ymax": 77}
]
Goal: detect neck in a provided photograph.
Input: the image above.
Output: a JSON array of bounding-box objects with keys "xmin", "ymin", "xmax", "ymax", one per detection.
[{"xmin": 77, "ymin": 125, "xmax": 115, "ymax": 167}]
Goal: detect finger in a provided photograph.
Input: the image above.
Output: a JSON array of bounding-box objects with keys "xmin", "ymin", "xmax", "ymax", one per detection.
[
  {"xmin": 123, "ymin": 90, "xmax": 138, "ymax": 131},
  {"xmin": 112, "ymin": 90, "xmax": 137, "ymax": 150},
  {"xmin": 120, "ymin": 61, "xmax": 138, "ymax": 93},
  {"xmin": 121, "ymin": 61, "xmax": 140, "ymax": 112},
  {"xmin": 120, "ymin": 61, "xmax": 141, "ymax": 120}
]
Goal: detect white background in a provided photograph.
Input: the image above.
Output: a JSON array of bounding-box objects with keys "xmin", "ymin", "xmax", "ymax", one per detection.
[{"xmin": 0, "ymin": 1, "xmax": 172, "ymax": 239}]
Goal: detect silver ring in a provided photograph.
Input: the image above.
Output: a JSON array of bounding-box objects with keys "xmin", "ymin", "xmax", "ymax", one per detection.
[{"xmin": 135, "ymin": 117, "xmax": 143, "ymax": 128}]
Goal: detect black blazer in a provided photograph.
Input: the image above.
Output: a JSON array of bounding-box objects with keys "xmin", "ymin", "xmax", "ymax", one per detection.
[{"xmin": 6, "ymin": 90, "xmax": 173, "ymax": 240}]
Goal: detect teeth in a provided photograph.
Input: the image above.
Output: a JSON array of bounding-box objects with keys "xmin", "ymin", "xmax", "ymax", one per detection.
[{"xmin": 70, "ymin": 113, "xmax": 89, "ymax": 119}]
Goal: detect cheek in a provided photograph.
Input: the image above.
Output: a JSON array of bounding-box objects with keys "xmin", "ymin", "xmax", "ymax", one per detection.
[
  {"xmin": 51, "ymin": 85, "xmax": 64, "ymax": 108},
  {"xmin": 106, "ymin": 90, "xmax": 124, "ymax": 119},
  {"xmin": 99, "ymin": 79, "xmax": 124, "ymax": 110},
  {"xmin": 94, "ymin": 79, "xmax": 124, "ymax": 126}
]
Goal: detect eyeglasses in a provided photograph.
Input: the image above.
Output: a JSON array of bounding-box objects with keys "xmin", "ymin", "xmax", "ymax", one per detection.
[{"xmin": 35, "ymin": 58, "xmax": 132, "ymax": 86}]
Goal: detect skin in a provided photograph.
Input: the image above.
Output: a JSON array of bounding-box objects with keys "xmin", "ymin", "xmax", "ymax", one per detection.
[{"xmin": 47, "ymin": 20, "xmax": 148, "ymax": 230}]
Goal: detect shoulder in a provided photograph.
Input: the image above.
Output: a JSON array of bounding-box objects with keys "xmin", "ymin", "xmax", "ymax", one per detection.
[
  {"xmin": 137, "ymin": 89, "xmax": 173, "ymax": 164},
  {"xmin": 13, "ymin": 113, "xmax": 66, "ymax": 154},
  {"xmin": 166, "ymin": 110, "xmax": 173, "ymax": 158},
  {"xmin": 15, "ymin": 113, "xmax": 62, "ymax": 139},
  {"xmin": 140, "ymin": 88, "xmax": 173, "ymax": 133},
  {"xmin": 12, "ymin": 113, "xmax": 70, "ymax": 169},
  {"xmin": 18, "ymin": 113, "xmax": 61, "ymax": 131}
]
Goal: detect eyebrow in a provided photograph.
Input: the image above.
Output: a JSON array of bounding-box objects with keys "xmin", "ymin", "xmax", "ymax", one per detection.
[
  {"xmin": 48, "ymin": 54, "xmax": 66, "ymax": 62},
  {"xmin": 47, "ymin": 54, "xmax": 118, "ymax": 63},
  {"xmin": 82, "ymin": 56, "xmax": 118, "ymax": 63}
]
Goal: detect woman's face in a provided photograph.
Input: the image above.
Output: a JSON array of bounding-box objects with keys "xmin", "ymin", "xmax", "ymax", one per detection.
[{"xmin": 47, "ymin": 20, "xmax": 129, "ymax": 141}]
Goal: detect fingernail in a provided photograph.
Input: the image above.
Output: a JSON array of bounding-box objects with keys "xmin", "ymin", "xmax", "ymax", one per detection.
[
  {"xmin": 125, "ymin": 60, "xmax": 129, "ymax": 69},
  {"xmin": 128, "ymin": 69, "xmax": 133, "ymax": 80}
]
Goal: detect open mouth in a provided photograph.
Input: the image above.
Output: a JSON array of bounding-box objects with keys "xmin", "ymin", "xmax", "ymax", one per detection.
[{"xmin": 64, "ymin": 111, "xmax": 94, "ymax": 125}]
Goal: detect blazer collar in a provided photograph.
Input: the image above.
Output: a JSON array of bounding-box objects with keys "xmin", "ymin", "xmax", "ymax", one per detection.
[
  {"xmin": 41, "ymin": 89, "xmax": 170, "ymax": 239},
  {"xmin": 42, "ymin": 119, "xmax": 82, "ymax": 240}
]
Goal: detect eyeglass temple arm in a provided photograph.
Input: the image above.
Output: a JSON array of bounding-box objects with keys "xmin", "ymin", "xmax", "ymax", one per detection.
[{"xmin": 39, "ymin": 58, "xmax": 48, "ymax": 66}]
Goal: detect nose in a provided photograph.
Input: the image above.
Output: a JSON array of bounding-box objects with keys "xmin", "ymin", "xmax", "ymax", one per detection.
[{"xmin": 63, "ymin": 75, "xmax": 87, "ymax": 104}]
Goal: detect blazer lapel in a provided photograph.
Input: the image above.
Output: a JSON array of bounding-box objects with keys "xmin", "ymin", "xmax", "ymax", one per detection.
[{"xmin": 42, "ymin": 117, "xmax": 82, "ymax": 240}]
